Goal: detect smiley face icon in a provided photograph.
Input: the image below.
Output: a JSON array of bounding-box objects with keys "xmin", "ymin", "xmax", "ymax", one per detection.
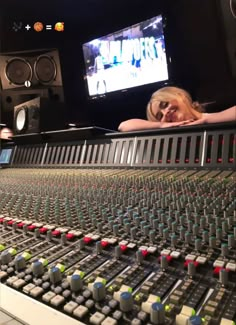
[{"xmin": 54, "ymin": 22, "xmax": 64, "ymax": 32}]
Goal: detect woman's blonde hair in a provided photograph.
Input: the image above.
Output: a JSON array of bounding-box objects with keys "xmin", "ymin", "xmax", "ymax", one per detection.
[{"xmin": 146, "ymin": 86, "xmax": 204, "ymax": 121}]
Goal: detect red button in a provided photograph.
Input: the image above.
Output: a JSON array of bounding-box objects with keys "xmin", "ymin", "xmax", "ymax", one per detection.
[
  {"xmin": 101, "ymin": 241, "xmax": 109, "ymax": 248},
  {"xmin": 83, "ymin": 237, "xmax": 92, "ymax": 244},
  {"xmin": 7, "ymin": 220, "xmax": 14, "ymax": 225},
  {"xmin": 39, "ymin": 227, "xmax": 48, "ymax": 234},
  {"xmin": 0, "ymin": 218, "xmax": 5, "ymax": 223},
  {"xmin": 52, "ymin": 230, "xmax": 61, "ymax": 237},
  {"xmin": 120, "ymin": 245, "xmax": 127, "ymax": 252},
  {"xmin": 17, "ymin": 222, "xmax": 24, "ymax": 228},
  {"xmin": 141, "ymin": 250, "xmax": 149, "ymax": 258},
  {"xmin": 66, "ymin": 233, "xmax": 75, "ymax": 240},
  {"xmin": 213, "ymin": 267, "xmax": 225, "ymax": 275},
  {"xmin": 28, "ymin": 225, "xmax": 36, "ymax": 231}
]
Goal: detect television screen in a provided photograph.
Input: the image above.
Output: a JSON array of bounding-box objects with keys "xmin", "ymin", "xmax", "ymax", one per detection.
[
  {"xmin": 0, "ymin": 148, "xmax": 13, "ymax": 164},
  {"xmin": 82, "ymin": 14, "xmax": 170, "ymax": 98}
]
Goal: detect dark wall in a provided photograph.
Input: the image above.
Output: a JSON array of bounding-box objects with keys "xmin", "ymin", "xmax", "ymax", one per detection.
[{"xmin": 0, "ymin": 0, "xmax": 235, "ymax": 130}]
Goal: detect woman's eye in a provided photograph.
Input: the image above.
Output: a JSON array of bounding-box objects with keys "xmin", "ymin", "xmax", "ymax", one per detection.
[
  {"xmin": 159, "ymin": 101, "xmax": 169, "ymax": 109},
  {"xmin": 156, "ymin": 111, "xmax": 163, "ymax": 120}
]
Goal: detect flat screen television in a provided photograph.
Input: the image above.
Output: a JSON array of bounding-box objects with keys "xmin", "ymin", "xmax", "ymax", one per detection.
[{"xmin": 82, "ymin": 14, "xmax": 170, "ymax": 98}]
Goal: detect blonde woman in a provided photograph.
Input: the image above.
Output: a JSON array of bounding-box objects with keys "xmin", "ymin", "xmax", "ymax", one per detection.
[{"xmin": 118, "ymin": 86, "xmax": 236, "ymax": 131}]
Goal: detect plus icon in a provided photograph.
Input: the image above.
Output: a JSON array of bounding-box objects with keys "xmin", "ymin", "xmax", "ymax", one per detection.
[{"xmin": 25, "ymin": 24, "xmax": 31, "ymax": 31}]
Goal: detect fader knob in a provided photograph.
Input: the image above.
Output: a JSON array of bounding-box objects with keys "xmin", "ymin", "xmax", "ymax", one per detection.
[
  {"xmin": 185, "ymin": 232, "xmax": 191, "ymax": 245},
  {"xmin": 209, "ymin": 236, "xmax": 216, "ymax": 248},
  {"xmin": 219, "ymin": 269, "xmax": 228, "ymax": 287},
  {"xmin": 187, "ymin": 262, "xmax": 196, "ymax": 277},
  {"xmin": 149, "ymin": 230, "xmax": 155, "ymax": 242},
  {"xmin": 70, "ymin": 274, "xmax": 83, "ymax": 292},
  {"xmin": 14, "ymin": 255, "xmax": 26, "ymax": 271},
  {"xmin": 93, "ymin": 281, "xmax": 106, "ymax": 301},
  {"xmin": 160, "ymin": 255, "xmax": 168, "ymax": 270},
  {"xmin": 202, "ymin": 230, "xmax": 209, "ymax": 243},
  {"xmin": 49, "ymin": 266, "xmax": 62, "ymax": 284},
  {"xmin": 96, "ymin": 241, "xmax": 102, "ymax": 255},
  {"xmin": 228, "ymin": 234, "xmax": 235, "ymax": 248},
  {"xmin": 136, "ymin": 250, "xmax": 143, "ymax": 265},
  {"xmin": 150, "ymin": 302, "xmax": 165, "ymax": 324},
  {"xmin": 1, "ymin": 250, "xmax": 12, "ymax": 265},
  {"xmin": 195, "ymin": 238, "xmax": 202, "ymax": 251},
  {"xmin": 221, "ymin": 243, "xmax": 228, "ymax": 257},
  {"xmin": 31, "ymin": 260, "xmax": 44, "ymax": 276},
  {"xmin": 120, "ymin": 291, "xmax": 134, "ymax": 312},
  {"xmin": 115, "ymin": 245, "xmax": 122, "ymax": 259},
  {"xmin": 130, "ymin": 227, "xmax": 137, "ymax": 240},
  {"xmin": 171, "ymin": 234, "xmax": 177, "ymax": 247}
]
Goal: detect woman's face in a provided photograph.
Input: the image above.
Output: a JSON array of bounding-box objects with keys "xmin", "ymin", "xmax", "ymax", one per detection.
[{"xmin": 150, "ymin": 98, "xmax": 192, "ymax": 122}]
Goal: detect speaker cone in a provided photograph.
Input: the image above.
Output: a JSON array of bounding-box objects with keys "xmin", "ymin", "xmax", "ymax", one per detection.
[
  {"xmin": 15, "ymin": 107, "xmax": 27, "ymax": 132},
  {"xmin": 5, "ymin": 58, "xmax": 32, "ymax": 86},
  {"xmin": 34, "ymin": 55, "xmax": 57, "ymax": 84}
]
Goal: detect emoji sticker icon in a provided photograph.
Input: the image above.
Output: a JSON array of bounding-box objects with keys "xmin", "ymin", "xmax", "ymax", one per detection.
[
  {"xmin": 54, "ymin": 22, "xmax": 64, "ymax": 32},
  {"xmin": 33, "ymin": 22, "xmax": 44, "ymax": 32}
]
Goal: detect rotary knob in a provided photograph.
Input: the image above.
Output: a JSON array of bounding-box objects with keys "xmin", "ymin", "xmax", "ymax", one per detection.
[
  {"xmin": 49, "ymin": 266, "xmax": 62, "ymax": 284},
  {"xmin": 14, "ymin": 255, "xmax": 26, "ymax": 271},
  {"xmin": 93, "ymin": 281, "xmax": 106, "ymax": 301},
  {"xmin": 31, "ymin": 260, "xmax": 44, "ymax": 276},
  {"xmin": 1, "ymin": 250, "xmax": 12, "ymax": 265},
  {"xmin": 150, "ymin": 302, "xmax": 165, "ymax": 324},
  {"xmin": 70, "ymin": 274, "xmax": 83, "ymax": 292},
  {"xmin": 120, "ymin": 291, "xmax": 134, "ymax": 312}
]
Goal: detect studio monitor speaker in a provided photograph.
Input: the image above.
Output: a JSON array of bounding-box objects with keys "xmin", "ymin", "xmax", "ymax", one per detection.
[
  {"xmin": 0, "ymin": 48, "xmax": 63, "ymax": 90},
  {"xmin": 14, "ymin": 97, "xmax": 65, "ymax": 134}
]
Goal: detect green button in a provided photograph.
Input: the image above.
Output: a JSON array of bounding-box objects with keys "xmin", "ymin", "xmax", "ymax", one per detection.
[
  {"xmin": 56, "ymin": 263, "xmax": 65, "ymax": 272},
  {"xmin": 22, "ymin": 252, "xmax": 32, "ymax": 260},
  {"xmin": 9, "ymin": 248, "xmax": 17, "ymax": 255},
  {"xmin": 39, "ymin": 258, "xmax": 48, "ymax": 266},
  {"xmin": 0, "ymin": 244, "xmax": 6, "ymax": 251}
]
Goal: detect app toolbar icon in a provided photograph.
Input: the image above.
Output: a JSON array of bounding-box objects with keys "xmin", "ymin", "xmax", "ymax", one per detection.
[
  {"xmin": 33, "ymin": 22, "xmax": 44, "ymax": 32},
  {"xmin": 54, "ymin": 22, "xmax": 64, "ymax": 32},
  {"xmin": 25, "ymin": 24, "xmax": 31, "ymax": 31},
  {"xmin": 12, "ymin": 21, "xmax": 23, "ymax": 32}
]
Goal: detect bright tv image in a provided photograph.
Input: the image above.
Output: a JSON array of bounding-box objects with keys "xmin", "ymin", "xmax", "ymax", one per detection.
[{"xmin": 82, "ymin": 14, "xmax": 169, "ymax": 97}]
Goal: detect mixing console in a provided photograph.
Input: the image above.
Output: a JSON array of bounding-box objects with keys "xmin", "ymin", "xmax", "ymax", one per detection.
[{"xmin": 0, "ymin": 167, "xmax": 235, "ymax": 325}]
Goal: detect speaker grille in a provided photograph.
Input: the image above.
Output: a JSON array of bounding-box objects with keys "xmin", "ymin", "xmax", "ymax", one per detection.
[
  {"xmin": 5, "ymin": 58, "xmax": 32, "ymax": 86},
  {"xmin": 34, "ymin": 55, "xmax": 57, "ymax": 84}
]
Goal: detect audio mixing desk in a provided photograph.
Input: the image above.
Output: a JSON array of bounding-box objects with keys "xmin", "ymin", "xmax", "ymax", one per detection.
[{"xmin": 0, "ymin": 123, "xmax": 235, "ymax": 325}]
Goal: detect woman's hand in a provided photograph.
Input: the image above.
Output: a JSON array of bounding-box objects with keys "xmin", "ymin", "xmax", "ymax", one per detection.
[
  {"xmin": 159, "ymin": 120, "xmax": 195, "ymax": 128},
  {"xmin": 181, "ymin": 117, "xmax": 208, "ymax": 126}
]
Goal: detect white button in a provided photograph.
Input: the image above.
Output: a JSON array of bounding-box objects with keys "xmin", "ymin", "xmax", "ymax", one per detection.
[
  {"xmin": 213, "ymin": 260, "xmax": 225, "ymax": 268},
  {"xmin": 185, "ymin": 254, "xmax": 196, "ymax": 261},
  {"xmin": 147, "ymin": 246, "xmax": 157, "ymax": 254},
  {"xmin": 161, "ymin": 249, "xmax": 170, "ymax": 256},
  {"xmin": 196, "ymin": 256, "xmax": 207, "ymax": 264},
  {"xmin": 171, "ymin": 251, "xmax": 181, "ymax": 259},
  {"xmin": 226, "ymin": 262, "xmax": 236, "ymax": 272}
]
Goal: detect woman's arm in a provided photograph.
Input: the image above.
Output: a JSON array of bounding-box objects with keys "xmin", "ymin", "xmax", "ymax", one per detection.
[
  {"xmin": 187, "ymin": 106, "xmax": 236, "ymax": 125},
  {"xmin": 118, "ymin": 118, "xmax": 194, "ymax": 132},
  {"xmin": 0, "ymin": 128, "xmax": 13, "ymax": 139}
]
